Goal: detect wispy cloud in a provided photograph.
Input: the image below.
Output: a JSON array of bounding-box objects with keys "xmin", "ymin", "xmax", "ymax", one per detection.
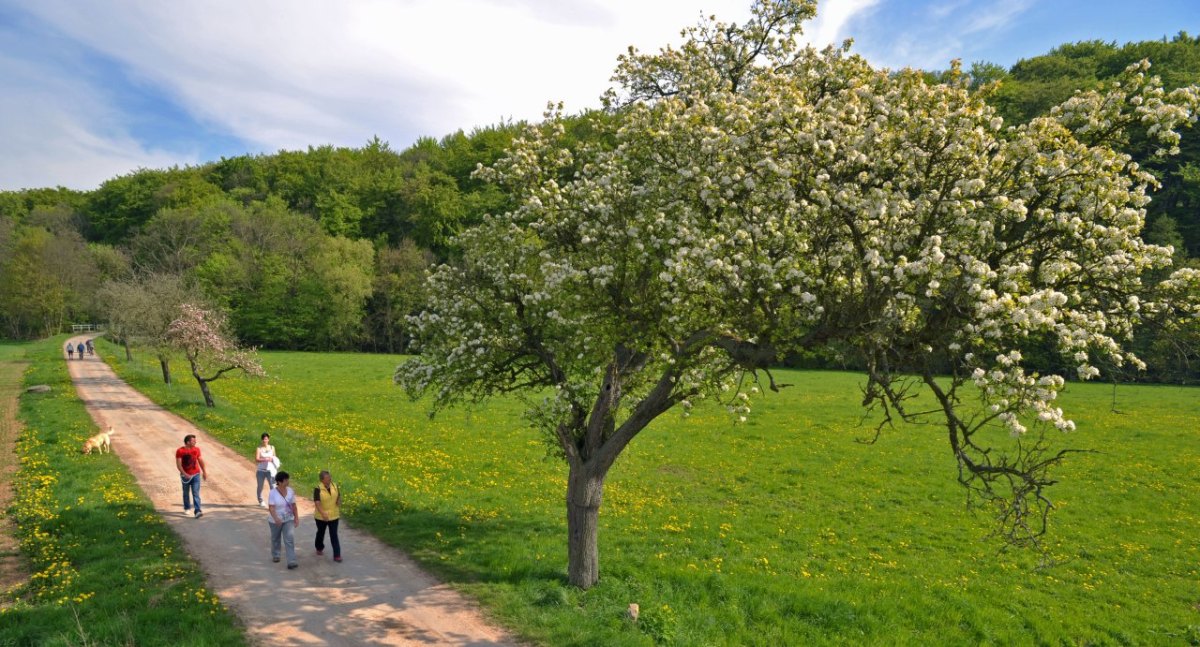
[
  {"xmin": 1, "ymin": 0, "xmax": 753, "ymax": 189},
  {"xmin": 0, "ymin": 15, "xmax": 189, "ymax": 190},
  {"xmin": 961, "ymin": 0, "xmax": 1033, "ymax": 35},
  {"xmin": 805, "ymin": 0, "xmax": 883, "ymax": 47},
  {"xmin": 927, "ymin": 0, "xmax": 970, "ymax": 20},
  {"xmin": 0, "ymin": 0, "xmax": 1192, "ymax": 191},
  {"xmin": 846, "ymin": 0, "xmax": 1037, "ymax": 70}
]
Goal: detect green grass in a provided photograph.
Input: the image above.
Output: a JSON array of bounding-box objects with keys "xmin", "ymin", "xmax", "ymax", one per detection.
[
  {"xmin": 0, "ymin": 340, "xmax": 30, "ymax": 587},
  {"xmin": 0, "ymin": 337, "xmax": 247, "ymax": 647},
  {"xmin": 99, "ymin": 340, "xmax": 1200, "ymax": 646}
]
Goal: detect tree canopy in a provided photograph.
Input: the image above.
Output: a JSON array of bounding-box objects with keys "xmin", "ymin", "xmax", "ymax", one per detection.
[
  {"xmin": 398, "ymin": 0, "xmax": 1200, "ymax": 588},
  {"xmin": 1, "ymin": 13, "xmax": 1198, "ymax": 387}
]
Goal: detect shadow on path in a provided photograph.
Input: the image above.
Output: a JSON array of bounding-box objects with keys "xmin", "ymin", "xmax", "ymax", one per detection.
[{"xmin": 65, "ymin": 337, "xmax": 518, "ymax": 647}]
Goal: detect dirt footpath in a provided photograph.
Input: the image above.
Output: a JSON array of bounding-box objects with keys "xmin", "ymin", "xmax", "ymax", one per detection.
[
  {"xmin": 66, "ymin": 337, "xmax": 518, "ymax": 647},
  {"xmin": 0, "ymin": 353, "xmax": 29, "ymax": 598}
]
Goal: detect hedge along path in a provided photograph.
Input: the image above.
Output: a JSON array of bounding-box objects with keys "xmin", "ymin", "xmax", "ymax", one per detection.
[
  {"xmin": 65, "ymin": 337, "xmax": 517, "ymax": 647},
  {"xmin": 0, "ymin": 348, "xmax": 30, "ymax": 601}
]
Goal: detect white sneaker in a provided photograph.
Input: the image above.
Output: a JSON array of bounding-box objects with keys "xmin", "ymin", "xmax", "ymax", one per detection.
[{"xmin": 259, "ymin": 501, "xmax": 268, "ymax": 508}]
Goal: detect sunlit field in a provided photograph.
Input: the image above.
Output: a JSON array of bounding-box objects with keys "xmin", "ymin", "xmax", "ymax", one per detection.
[
  {"xmin": 1, "ymin": 337, "xmax": 246, "ymax": 647},
  {"xmin": 104, "ymin": 340, "xmax": 1199, "ymax": 646}
]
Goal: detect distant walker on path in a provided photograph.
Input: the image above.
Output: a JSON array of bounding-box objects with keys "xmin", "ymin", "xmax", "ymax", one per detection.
[{"xmin": 254, "ymin": 433, "xmax": 277, "ymax": 507}]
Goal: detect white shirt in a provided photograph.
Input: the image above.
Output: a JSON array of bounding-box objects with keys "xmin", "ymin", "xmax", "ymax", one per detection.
[
  {"xmin": 255, "ymin": 444, "xmax": 275, "ymax": 471},
  {"xmin": 268, "ymin": 486, "xmax": 295, "ymax": 522}
]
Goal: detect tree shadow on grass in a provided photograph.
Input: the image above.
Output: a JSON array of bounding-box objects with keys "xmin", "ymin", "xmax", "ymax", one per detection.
[{"xmin": 352, "ymin": 497, "xmax": 569, "ymax": 588}]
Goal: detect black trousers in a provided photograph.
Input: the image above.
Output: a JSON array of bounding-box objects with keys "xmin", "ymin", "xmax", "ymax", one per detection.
[{"xmin": 315, "ymin": 518, "xmax": 340, "ymax": 557}]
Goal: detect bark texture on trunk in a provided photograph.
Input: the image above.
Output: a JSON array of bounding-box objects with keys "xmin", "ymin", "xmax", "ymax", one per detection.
[
  {"xmin": 198, "ymin": 379, "xmax": 214, "ymax": 407},
  {"xmin": 566, "ymin": 466, "xmax": 605, "ymax": 589},
  {"xmin": 187, "ymin": 357, "xmax": 215, "ymax": 407}
]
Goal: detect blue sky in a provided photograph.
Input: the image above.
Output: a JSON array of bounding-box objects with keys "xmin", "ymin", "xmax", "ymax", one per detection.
[{"xmin": 0, "ymin": 0, "xmax": 1196, "ymax": 191}]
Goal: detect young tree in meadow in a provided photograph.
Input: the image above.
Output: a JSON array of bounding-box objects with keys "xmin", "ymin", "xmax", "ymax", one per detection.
[
  {"xmin": 167, "ymin": 303, "xmax": 265, "ymax": 407},
  {"xmin": 398, "ymin": 0, "xmax": 1200, "ymax": 588},
  {"xmin": 98, "ymin": 273, "xmax": 202, "ymax": 377}
]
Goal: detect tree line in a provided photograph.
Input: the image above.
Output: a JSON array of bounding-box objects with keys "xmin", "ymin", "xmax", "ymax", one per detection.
[{"xmin": 0, "ymin": 34, "xmax": 1196, "ymax": 382}]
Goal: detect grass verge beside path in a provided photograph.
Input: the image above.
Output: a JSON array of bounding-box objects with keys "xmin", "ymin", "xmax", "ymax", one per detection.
[
  {"xmin": 0, "ymin": 336, "xmax": 247, "ymax": 647},
  {"xmin": 0, "ymin": 341, "xmax": 32, "ymax": 601},
  {"xmin": 105, "ymin": 340, "xmax": 1200, "ymax": 646}
]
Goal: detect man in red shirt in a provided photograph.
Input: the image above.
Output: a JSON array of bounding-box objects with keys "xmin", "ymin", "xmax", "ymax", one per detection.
[{"xmin": 175, "ymin": 434, "xmax": 208, "ymax": 518}]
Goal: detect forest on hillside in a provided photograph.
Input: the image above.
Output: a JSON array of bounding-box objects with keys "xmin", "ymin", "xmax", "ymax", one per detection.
[{"xmin": 2, "ymin": 34, "xmax": 1197, "ymax": 381}]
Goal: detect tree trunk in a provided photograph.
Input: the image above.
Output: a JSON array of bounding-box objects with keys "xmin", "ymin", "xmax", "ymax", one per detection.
[
  {"xmin": 159, "ymin": 358, "xmax": 171, "ymax": 385},
  {"xmin": 123, "ymin": 338, "xmax": 132, "ymax": 361},
  {"xmin": 187, "ymin": 356, "xmax": 215, "ymax": 407},
  {"xmin": 198, "ymin": 378, "xmax": 215, "ymax": 407},
  {"xmin": 566, "ymin": 464, "xmax": 606, "ymax": 589}
]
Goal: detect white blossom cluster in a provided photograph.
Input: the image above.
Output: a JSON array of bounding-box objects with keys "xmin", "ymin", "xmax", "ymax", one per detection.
[{"xmin": 397, "ymin": 1, "xmax": 1199, "ymax": 446}]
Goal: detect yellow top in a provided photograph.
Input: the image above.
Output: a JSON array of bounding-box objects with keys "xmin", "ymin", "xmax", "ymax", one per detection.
[{"xmin": 314, "ymin": 481, "xmax": 340, "ymax": 521}]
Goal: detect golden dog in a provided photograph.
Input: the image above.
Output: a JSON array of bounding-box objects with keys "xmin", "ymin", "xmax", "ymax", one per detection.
[{"xmin": 82, "ymin": 427, "xmax": 115, "ymax": 455}]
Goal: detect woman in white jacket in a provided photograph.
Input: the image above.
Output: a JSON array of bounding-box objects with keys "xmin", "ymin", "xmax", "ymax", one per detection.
[{"xmin": 254, "ymin": 433, "xmax": 277, "ymax": 507}]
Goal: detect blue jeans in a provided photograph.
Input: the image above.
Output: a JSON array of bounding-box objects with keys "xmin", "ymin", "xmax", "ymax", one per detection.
[
  {"xmin": 181, "ymin": 473, "xmax": 202, "ymax": 514},
  {"xmin": 270, "ymin": 519, "xmax": 297, "ymax": 566},
  {"xmin": 256, "ymin": 469, "xmax": 275, "ymax": 503}
]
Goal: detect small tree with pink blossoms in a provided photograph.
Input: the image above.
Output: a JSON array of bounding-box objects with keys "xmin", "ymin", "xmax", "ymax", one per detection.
[{"xmin": 167, "ymin": 303, "xmax": 265, "ymax": 407}]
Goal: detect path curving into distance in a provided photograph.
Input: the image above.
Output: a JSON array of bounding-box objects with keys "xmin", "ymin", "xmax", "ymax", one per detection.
[{"xmin": 65, "ymin": 336, "xmax": 518, "ymax": 647}]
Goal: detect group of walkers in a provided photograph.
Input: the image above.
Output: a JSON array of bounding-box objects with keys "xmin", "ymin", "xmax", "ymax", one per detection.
[
  {"xmin": 68, "ymin": 336, "xmax": 342, "ymax": 571},
  {"xmin": 65, "ymin": 339, "xmax": 93, "ymax": 359},
  {"xmin": 175, "ymin": 432, "xmax": 343, "ymax": 570}
]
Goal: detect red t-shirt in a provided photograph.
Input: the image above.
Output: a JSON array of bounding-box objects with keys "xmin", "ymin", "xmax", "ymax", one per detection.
[{"xmin": 176, "ymin": 446, "xmax": 202, "ymax": 476}]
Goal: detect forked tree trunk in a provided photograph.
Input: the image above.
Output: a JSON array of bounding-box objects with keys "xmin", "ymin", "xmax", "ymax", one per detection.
[
  {"xmin": 561, "ymin": 355, "xmax": 678, "ymax": 589},
  {"xmin": 186, "ymin": 357, "xmax": 216, "ymax": 407},
  {"xmin": 566, "ymin": 464, "xmax": 606, "ymax": 589},
  {"xmin": 197, "ymin": 378, "xmax": 215, "ymax": 407}
]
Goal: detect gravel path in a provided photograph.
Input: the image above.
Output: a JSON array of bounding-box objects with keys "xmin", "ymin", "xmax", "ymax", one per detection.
[{"xmin": 66, "ymin": 336, "xmax": 518, "ymax": 647}]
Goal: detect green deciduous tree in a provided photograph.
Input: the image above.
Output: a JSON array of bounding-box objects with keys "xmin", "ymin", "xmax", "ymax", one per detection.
[
  {"xmin": 367, "ymin": 239, "xmax": 435, "ymax": 352},
  {"xmin": 398, "ymin": 0, "xmax": 1200, "ymax": 589},
  {"xmin": 0, "ymin": 224, "xmax": 96, "ymax": 338},
  {"xmin": 130, "ymin": 200, "xmax": 237, "ymax": 276},
  {"xmin": 85, "ymin": 167, "xmax": 221, "ymax": 243},
  {"xmin": 212, "ymin": 200, "xmax": 373, "ymax": 349}
]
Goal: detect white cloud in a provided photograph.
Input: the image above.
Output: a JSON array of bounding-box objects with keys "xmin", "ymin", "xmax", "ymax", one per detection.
[
  {"xmin": 6, "ymin": 0, "xmax": 1182, "ymax": 191},
  {"xmin": 0, "ymin": 51, "xmax": 190, "ymax": 190},
  {"xmin": 847, "ymin": 0, "xmax": 1037, "ymax": 71},
  {"xmin": 4, "ymin": 0, "xmax": 752, "ymax": 192},
  {"xmin": 805, "ymin": 0, "xmax": 882, "ymax": 48},
  {"xmin": 960, "ymin": 0, "xmax": 1033, "ymax": 35}
]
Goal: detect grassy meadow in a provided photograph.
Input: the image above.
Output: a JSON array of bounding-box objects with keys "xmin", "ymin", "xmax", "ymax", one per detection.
[
  {"xmin": 97, "ymin": 338, "xmax": 1199, "ymax": 646},
  {"xmin": 0, "ymin": 337, "xmax": 247, "ymax": 647}
]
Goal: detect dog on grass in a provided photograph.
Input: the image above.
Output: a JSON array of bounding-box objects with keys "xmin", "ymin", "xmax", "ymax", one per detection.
[{"xmin": 82, "ymin": 427, "xmax": 115, "ymax": 455}]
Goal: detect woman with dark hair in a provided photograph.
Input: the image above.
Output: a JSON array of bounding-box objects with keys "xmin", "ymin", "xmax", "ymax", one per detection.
[
  {"xmin": 268, "ymin": 471, "xmax": 299, "ymax": 569},
  {"xmin": 254, "ymin": 433, "xmax": 277, "ymax": 507}
]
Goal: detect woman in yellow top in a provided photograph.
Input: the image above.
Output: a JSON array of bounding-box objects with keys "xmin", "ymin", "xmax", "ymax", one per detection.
[{"xmin": 313, "ymin": 470, "xmax": 342, "ymax": 562}]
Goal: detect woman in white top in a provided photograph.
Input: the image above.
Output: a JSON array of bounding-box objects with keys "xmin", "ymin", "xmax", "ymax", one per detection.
[
  {"xmin": 254, "ymin": 433, "xmax": 276, "ymax": 507},
  {"xmin": 268, "ymin": 470, "xmax": 299, "ymax": 569}
]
